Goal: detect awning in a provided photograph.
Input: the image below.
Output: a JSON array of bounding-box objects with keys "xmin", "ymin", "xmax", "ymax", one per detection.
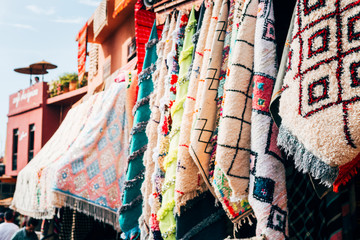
[{"xmin": 12, "ymin": 82, "xmax": 130, "ymax": 230}]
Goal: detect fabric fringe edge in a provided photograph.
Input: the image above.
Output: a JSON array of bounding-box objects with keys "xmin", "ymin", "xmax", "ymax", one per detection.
[
  {"xmin": 232, "ymin": 209, "xmax": 255, "ymax": 226},
  {"xmin": 10, "ymin": 205, "xmax": 55, "ymax": 221},
  {"xmin": 277, "ymin": 124, "xmax": 338, "ymax": 187},
  {"xmin": 55, "ymin": 192, "xmax": 121, "ymax": 232}
]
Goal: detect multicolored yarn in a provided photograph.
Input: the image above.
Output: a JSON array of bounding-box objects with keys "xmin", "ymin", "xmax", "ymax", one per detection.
[
  {"xmin": 277, "ymin": 0, "xmax": 360, "ymax": 188},
  {"xmin": 149, "ymin": 14, "xmax": 178, "ymax": 240},
  {"xmin": 119, "ymin": 21, "xmax": 158, "ymax": 238},
  {"xmin": 248, "ymin": 0, "xmax": 288, "ymax": 239},
  {"xmin": 157, "ymin": 12, "xmax": 183, "ymax": 173},
  {"xmin": 157, "ymin": 10, "xmax": 191, "ymax": 240},
  {"xmin": 140, "ymin": 16, "xmax": 171, "ymax": 240}
]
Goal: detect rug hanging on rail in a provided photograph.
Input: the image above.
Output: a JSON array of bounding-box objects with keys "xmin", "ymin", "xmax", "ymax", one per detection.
[
  {"xmin": 277, "ymin": 0, "xmax": 360, "ymax": 191},
  {"xmin": 52, "ymin": 82, "xmax": 129, "ymax": 230},
  {"xmin": 248, "ymin": 0, "xmax": 288, "ymax": 239}
]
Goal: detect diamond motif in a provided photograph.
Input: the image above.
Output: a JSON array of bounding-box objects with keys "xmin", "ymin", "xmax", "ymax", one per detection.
[
  {"xmin": 350, "ymin": 61, "xmax": 360, "ymax": 87},
  {"xmin": 303, "ymin": 0, "xmax": 325, "ymax": 15},
  {"xmin": 106, "ymin": 108, "xmax": 116, "ymax": 126},
  {"xmin": 267, "ymin": 205, "xmax": 287, "ymax": 233},
  {"xmin": 97, "ymin": 137, "xmax": 107, "ymax": 151},
  {"xmin": 308, "ymin": 27, "xmax": 329, "ymax": 58},
  {"xmin": 113, "ymin": 140, "xmax": 122, "ymax": 156},
  {"xmin": 253, "ymin": 176, "xmax": 275, "ymax": 203},
  {"xmin": 348, "ymin": 12, "xmax": 360, "ymax": 42},
  {"xmin": 95, "ymin": 196, "xmax": 108, "ymax": 207},
  {"xmin": 308, "ymin": 76, "xmax": 329, "ymax": 105},
  {"xmin": 262, "ymin": 19, "xmax": 276, "ymax": 42},
  {"xmin": 107, "ymin": 123, "xmax": 120, "ymax": 142},
  {"xmin": 71, "ymin": 157, "xmax": 84, "ymax": 174},
  {"xmin": 103, "ymin": 165, "xmax": 117, "ymax": 186},
  {"xmin": 86, "ymin": 160, "xmax": 100, "ymax": 180}
]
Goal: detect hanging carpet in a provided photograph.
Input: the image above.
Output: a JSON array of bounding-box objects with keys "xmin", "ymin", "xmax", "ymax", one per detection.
[
  {"xmin": 52, "ymin": 82, "xmax": 129, "ymax": 230},
  {"xmin": 277, "ymin": 0, "xmax": 360, "ymax": 190},
  {"xmin": 248, "ymin": 0, "xmax": 288, "ymax": 239},
  {"xmin": 119, "ymin": 21, "xmax": 159, "ymax": 239},
  {"xmin": 11, "ymin": 93, "xmax": 99, "ymax": 219}
]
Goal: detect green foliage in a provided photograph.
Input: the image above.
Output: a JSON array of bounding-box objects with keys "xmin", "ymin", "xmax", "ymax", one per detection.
[
  {"xmin": 59, "ymin": 72, "xmax": 78, "ymax": 87},
  {"xmin": 48, "ymin": 72, "xmax": 81, "ymax": 98}
]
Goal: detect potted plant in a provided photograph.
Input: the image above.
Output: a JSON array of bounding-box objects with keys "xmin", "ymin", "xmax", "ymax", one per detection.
[
  {"xmin": 48, "ymin": 81, "xmax": 58, "ymax": 98},
  {"xmin": 61, "ymin": 79, "xmax": 70, "ymax": 93},
  {"xmin": 68, "ymin": 73, "xmax": 79, "ymax": 91}
]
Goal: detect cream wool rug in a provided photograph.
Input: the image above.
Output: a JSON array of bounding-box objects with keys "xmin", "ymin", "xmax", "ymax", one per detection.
[
  {"xmin": 174, "ymin": 1, "xmax": 213, "ymax": 212},
  {"xmin": 210, "ymin": 0, "xmax": 255, "ymax": 224},
  {"xmin": 139, "ymin": 16, "xmax": 171, "ymax": 240},
  {"xmin": 11, "ymin": 93, "xmax": 100, "ymax": 218},
  {"xmin": 208, "ymin": 0, "xmax": 239, "ymax": 182},
  {"xmin": 277, "ymin": 0, "xmax": 360, "ymax": 188},
  {"xmin": 214, "ymin": 0, "xmax": 257, "ymax": 215},
  {"xmin": 248, "ymin": 0, "xmax": 288, "ymax": 239},
  {"xmin": 189, "ymin": 0, "xmax": 224, "ymax": 193}
]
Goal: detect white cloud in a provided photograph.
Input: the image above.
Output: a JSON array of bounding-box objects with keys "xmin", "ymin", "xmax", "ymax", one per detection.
[
  {"xmin": 53, "ymin": 17, "xmax": 85, "ymax": 24},
  {"xmin": 10, "ymin": 23, "xmax": 35, "ymax": 30},
  {"xmin": 0, "ymin": 22, "xmax": 35, "ymax": 31},
  {"xmin": 26, "ymin": 5, "xmax": 55, "ymax": 15},
  {"xmin": 79, "ymin": 0, "xmax": 101, "ymax": 6}
]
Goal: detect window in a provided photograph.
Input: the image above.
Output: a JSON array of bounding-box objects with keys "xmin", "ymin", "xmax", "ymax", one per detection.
[
  {"xmin": 12, "ymin": 129, "xmax": 19, "ymax": 171},
  {"xmin": 28, "ymin": 124, "xmax": 35, "ymax": 162},
  {"xmin": 103, "ymin": 56, "xmax": 111, "ymax": 80},
  {"xmin": 127, "ymin": 37, "xmax": 137, "ymax": 62}
]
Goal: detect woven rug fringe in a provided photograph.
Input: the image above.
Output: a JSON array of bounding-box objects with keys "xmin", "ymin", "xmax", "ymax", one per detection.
[
  {"xmin": 233, "ymin": 210, "xmax": 255, "ymax": 229},
  {"xmin": 55, "ymin": 192, "xmax": 120, "ymax": 231},
  {"xmin": 277, "ymin": 124, "xmax": 338, "ymax": 187},
  {"xmin": 10, "ymin": 206, "xmax": 55, "ymax": 220}
]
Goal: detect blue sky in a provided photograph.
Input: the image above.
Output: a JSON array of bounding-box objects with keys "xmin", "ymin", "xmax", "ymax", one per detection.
[{"xmin": 0, "ymin": 1, "xmax": 101, "ymax": 156}]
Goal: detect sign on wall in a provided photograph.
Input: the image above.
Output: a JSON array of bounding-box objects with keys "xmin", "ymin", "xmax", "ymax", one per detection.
[{"xmin": 8, "ymin": 83, "xmax": 44, "ymax": 116}]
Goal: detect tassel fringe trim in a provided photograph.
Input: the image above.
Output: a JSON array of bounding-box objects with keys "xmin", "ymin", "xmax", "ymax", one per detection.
[
  {"xmin": 277, "ymin": 125, "xmax": 338, "ymax": 187},
  {"xmin": 138, "ymin": 64, "xmax": 156, "ymax": 84},
  {"xmin": 333, "ymin": 155, "xmax": 360, "ymax": 192},
  {"xmin": 128, "ymin": 145, "xmax": 148, "ymax": 162},
  {"xmin": 118, "ymin": 194, "xmax": 143, "ymax": 214},
  {"xmin": 146, "ymin": 39, "xmax": 159, "ymax": 50},
  {"xmin": 124, "ymin": 170, "xmax": 145, "ymax": 190},
  {"xmin": 131, "ymin": 121, "xmax": 149, "ymax": 136},
  {"xmin": 55, "ymin": 192, "xmax": 121, "ymax": 231},
  {"xmin": 132, "ymin": 96, "xmax": 150, "ymax": 116}
]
